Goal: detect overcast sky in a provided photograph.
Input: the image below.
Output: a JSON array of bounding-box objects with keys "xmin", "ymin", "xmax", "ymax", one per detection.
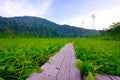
[{"xmin": 0, "ymin": 0, "xmax": 120, "ymax": 30}]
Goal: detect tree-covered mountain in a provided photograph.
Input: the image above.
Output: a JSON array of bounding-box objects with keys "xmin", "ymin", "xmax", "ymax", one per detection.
[{"xmin": 0, "ymin": 16, "xmax": 100, "ymax": 38}]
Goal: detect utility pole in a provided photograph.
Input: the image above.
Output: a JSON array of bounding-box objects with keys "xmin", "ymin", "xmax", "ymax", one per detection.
[
  {"xmin": 81, "ymin": 21, "xmax": 84, "ymax": 26},
  {"xmin": 91, "ymin": 14, "xmax": 96, "ymax": 30}
]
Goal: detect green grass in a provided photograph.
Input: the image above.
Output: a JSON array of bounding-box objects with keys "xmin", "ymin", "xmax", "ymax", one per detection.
[
  {"xmin": 74, "ymin": 38, "xmax": 120, "ymax": 76},
  {"xmin": 0, "ymin": 38, "xmax": 70, "ymax": 80},
  {"xmin": 0, "ymin": 37, "xmax": 120, "ymax": 80}
]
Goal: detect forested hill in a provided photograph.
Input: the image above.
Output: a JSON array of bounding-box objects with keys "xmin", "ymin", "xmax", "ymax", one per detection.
[
  {"xmin": 0, "ymin": 16, "xmax": 100, "ymax": 38},
  {"xmin": 102, "ymin": 22, "xmax": 120, "ymax": 40}
]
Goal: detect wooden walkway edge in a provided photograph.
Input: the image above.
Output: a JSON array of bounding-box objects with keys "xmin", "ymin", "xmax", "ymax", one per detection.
[
  {"xmin": 26, "ymin": 43, "xmax": 81, "ymax": 80},
  {"xmin": 84, "ymin": 74, "xmax": 120, "ymax": 80}
]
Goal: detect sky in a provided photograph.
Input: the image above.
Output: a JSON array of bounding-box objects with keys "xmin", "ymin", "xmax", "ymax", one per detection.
[{"xmin": 0, "ymin": 0, "xmax": 120, "ymax": 30}]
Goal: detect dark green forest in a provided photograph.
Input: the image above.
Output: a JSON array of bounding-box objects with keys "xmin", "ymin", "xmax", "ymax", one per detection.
[
  {"xmin": 0, "ymin": 16, "xmax": 100, "ymax": 38},
  {"xmin": 102, "ymin": 22, "xmax": 120, "ymax": 40}
]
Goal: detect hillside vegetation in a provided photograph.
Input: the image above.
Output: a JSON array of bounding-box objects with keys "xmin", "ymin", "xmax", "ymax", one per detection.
[
  {"xmin": 0, "ymin": 16, "xmax": 100, "ymax": 38},
  {"xmin": 102, "ymin": 22, "xmax": 120, "ymax": 40}
]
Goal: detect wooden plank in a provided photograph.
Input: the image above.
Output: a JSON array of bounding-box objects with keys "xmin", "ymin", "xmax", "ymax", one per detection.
[
  {"xmin": 26, "ymin": 73, "xmax": 56, "ymax": 80},
  {"xmin": 69, "ymin": 43, "xmax": 81, "ymax": 80},
  {"xmin": 96, "ymin": 74, "xmax": 111, "ymax": 80},
  {"xmin": 56, "ymin": 44, "xmax": 71, "ymax": 80},
  {"xmin": 26, "ymin": 43, "xmax": 81, "ymax": 80},
  {"xmin": 41, "ymin": 47, "xmax": 66, "ymax": 71},
  {"xmin": 96, "ymin": 74, "xmax": 120, "ymax": 80},
  {"xmin": 41, "ymin": 51, "xmax": 66, "ymax": 77},
  {"xmin": 108, "ymin": 75, "xmax": 120, "ymax": 80},
  {"xmin": 81, "ymin": 74, "xmax": 120, "ymax": 80}
]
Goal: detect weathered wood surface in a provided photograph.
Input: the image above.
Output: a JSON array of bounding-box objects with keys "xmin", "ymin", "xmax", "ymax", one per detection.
[
  {"xmin": 96, "ymin": 74, "xmax": 120, "ymax": 80},
  {"xmin": 26, "ymin": 43, "xmax": 81, "ymax": 80},
  {"xmin": 84, "ymin": 74, "xmax": 120, "ymax": 80}
]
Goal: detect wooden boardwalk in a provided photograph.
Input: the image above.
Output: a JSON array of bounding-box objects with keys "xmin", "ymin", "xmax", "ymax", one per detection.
[
  {"xmin": 95, "ymin": 74, "xmax": 120, "ymax": 80},
  {"xmin": 26, "ymin": 43, "xmax": 81, "ymax": 80},
  {"xmin": 26, "ymin": 43, "xmax": 120, "ymax": 80},
  {"xmin": 84, "ymin": 74, "xmax": 120, "ymax": 80}
]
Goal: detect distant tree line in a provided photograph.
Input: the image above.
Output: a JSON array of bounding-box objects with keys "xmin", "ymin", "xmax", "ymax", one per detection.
[{"xmin": 0, "ymin": 16, "xmax": 100, "ymax": 38}]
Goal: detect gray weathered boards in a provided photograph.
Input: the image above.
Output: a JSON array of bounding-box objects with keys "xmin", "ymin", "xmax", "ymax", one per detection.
[
  {"xmin": 26, "ymin": 43, "xmax": 81, "ymax": 80},
  {"xmin": 84, "ymin": 74, "xmax": 120, "ymax": 80}
]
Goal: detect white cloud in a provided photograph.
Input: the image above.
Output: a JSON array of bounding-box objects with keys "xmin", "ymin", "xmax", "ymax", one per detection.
[
  {"xmin": 60, "ymin": 6, "xmax": 120, "ymax": 30},
  {"xmin": 95, "ymin": 6, "xmax": 120, "ymax": 30},
  {"xmin": 0, "ymin": 0, "xmax": 53, "ymax": 17}
]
